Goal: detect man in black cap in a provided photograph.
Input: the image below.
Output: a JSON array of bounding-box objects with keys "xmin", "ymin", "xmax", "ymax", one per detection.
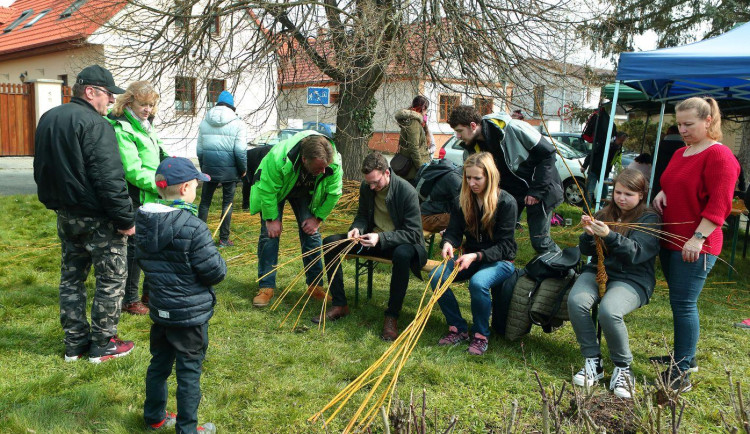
[{"xmin": 34, "ymin": 64, "xmax": 137, "ymax": 363}]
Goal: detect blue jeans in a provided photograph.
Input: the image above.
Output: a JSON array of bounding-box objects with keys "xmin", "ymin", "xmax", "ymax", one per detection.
[
  {"xmin": 429, "ymin": 258, "xmax": 515, "ymax": 337},
  {"xmin": 660, "ymin": 249, "xmax": 716, "ymax": 372},
  {"xmin": 257, "ymin": 196, "xmax": 323, "ymax": 289},
  {"xmin": 198, "ymin": 181, "xmax": 237, "ymax": 242}
]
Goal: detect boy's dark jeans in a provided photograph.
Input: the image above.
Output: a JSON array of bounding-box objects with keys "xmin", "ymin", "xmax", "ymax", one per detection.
[{"xmin": 144, "ymin": 322, "xmax": 209, "ymax": 434}]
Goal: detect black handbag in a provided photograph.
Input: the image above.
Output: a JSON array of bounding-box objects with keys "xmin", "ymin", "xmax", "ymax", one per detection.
[
  {"xmin": 391, "ymin": 152, "xmax": 413, "ymax": 177},
  {"xmin": 525, "ymin": 246, "xmax": 581, "ymax": 280}
]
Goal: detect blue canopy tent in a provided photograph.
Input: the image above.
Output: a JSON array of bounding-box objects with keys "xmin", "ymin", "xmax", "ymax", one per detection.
[{"xmin": 595, "ymin": 22, "xmax": 750, "ymax": 210}]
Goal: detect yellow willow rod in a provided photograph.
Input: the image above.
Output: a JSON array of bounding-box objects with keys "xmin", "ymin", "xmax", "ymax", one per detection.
[
  {"xmin": 212, "ymin": 203, "xmax": 233, "ymax": 240},
  {"xmin": 309, "ymin": 259, "xmax": 453, "ymax": 423},
  {"xmin": 271, "ymin": 238, "xmax": 352, "ymax": 312},
  {"xmin": 326, "ymin": 263, "xmax": 460, "ymax": 431},
  {"xmin": 313, "ymin": 242, "xmax": 361, "ymax": 333},
  {"xmin": 356, "ymin": 265, "xmax": 461, "ymax": 431},
  {"xmin": 288, "ymin": 241, "xmax": 360, "ymax": 332},
  {"xmin": 259, "ymin": 237, "xmax": 352, "ymax": 283}
]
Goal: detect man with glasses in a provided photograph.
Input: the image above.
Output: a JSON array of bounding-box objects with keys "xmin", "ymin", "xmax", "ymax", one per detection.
[
  {"xmin": 315, "ymin": 152, "xmax": 427, "ymax": 341},
  {"xmin": 34, "ymin": 65, "xmax": 137, "ymax": 363}
]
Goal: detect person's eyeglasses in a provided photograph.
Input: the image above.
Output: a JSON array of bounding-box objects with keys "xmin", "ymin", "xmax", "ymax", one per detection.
[
  {"xmin": 366, "ymin": 173, "xmax": 384, "ymax": 187},
  {"xmin": 89, "ymin": 86, "xmax": 113, "ymax": 98}
]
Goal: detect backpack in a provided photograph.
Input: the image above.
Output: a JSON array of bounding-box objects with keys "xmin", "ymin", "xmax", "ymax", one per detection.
[
  {"xmin": 582, "ymin": 110, "xmax": 600, "ymax": 143},
  {"xmin": 413, "ymin": 159, "xmax": 460, "ymax": 201}
]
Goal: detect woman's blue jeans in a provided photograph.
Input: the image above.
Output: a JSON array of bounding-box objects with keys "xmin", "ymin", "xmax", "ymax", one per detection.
[
  {"xmin": 660, "ymin": 249, "xmax": 716, "ymax": 372},
  {"xmin": 429, "ymin": 259, "xmax": 515, "ymax": 338}
]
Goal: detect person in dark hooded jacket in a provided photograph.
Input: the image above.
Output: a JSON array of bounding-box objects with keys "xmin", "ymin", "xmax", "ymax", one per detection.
[
  {"xmin": 136, "ymin": 157, "xmax": 226, "ymax": 434},
  {"xmin": 449, "ymin": 105, "xmax": 562, "ymax": 254}
]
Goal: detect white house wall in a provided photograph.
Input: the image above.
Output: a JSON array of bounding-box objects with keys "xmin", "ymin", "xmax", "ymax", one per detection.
[
  {"xmin": 90, "ymin": 0, "xmax": 278, "ymax": 157},
  {"xmin": 0, "ymin": 45, "xmax": 104, "ymax": 85}
]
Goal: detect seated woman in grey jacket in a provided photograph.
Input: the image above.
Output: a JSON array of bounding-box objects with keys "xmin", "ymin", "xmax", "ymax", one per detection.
[{"xmin": 568, "ymin": 168, "xmax": 660, "ymax": 399}]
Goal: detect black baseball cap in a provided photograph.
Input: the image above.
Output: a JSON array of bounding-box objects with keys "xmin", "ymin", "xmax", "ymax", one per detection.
[
  {"xmin": 155, "ymin": 157, "xmax": 211, "ymax": 188},
  {"xmin": 75, "ymin": 65, "xmax": 125, "ymax": 94}
]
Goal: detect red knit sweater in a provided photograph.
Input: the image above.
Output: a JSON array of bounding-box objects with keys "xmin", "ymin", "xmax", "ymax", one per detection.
[{"xmin": 660, "ymin": 144, "xmax": 740, "ymax": 255}]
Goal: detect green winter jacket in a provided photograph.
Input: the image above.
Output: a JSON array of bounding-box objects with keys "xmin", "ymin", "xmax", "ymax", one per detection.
[
  {"xmin": 395, "ymin": 108, "xmax": 429, "ymax": 180},
  {"xmin": 107, "ymin": 110, "xmax": 167, "ymax": 205},
  {"xmin": 248, "ymin": 130, "xmax": 343, "ymax": 221}
]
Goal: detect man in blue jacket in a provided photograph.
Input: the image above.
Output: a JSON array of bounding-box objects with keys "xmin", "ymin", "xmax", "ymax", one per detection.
[{"xmin": 197, "ymin": 90, "xmax": 247, "ymax": 247}]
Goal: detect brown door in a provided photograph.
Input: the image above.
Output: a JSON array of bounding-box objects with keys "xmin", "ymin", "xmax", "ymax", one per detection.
[{"xmin": 0, "ymin": 83, "xmax": 35, "ymax": 156}]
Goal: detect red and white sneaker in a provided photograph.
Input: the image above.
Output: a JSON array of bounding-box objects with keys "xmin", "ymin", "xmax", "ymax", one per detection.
[
  {"xmin": 147, "ymin": 412, "xmax": 176, "ymax": 431},
  {"xmin": 88, "ymin": 336, "xmax": 135, "ymax": 364},
  {"xmin": 197, "ymin": 422, "xmax": 217, "ymax": 433}
]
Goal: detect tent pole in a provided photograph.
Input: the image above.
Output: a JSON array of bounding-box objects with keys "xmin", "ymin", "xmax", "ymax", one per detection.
[
  {"xmin": 594, "ymin": 81, "xmax": 620, "ymax": 213},
  {"xmin": 647, "ymin": 101, "xmax": 666, "ymax": 205}
]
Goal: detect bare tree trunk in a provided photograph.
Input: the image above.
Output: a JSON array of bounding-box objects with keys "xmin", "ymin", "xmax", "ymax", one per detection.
[{"xmin": 336, "ymin": 82, "xmax": 379, "ymax": 180}]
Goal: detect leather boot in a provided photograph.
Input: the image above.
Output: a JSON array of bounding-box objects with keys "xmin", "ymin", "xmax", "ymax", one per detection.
[
  {"xmin": 311, "ymin": 305, "xmax": 350, "ymax": 324},
  {"xmin": 381, "ymin": 316, "xmax": 399, "ymax": 341},
  {"xmin": 253, "ymin": 287, "xmax": 274, "ymax": 307}
]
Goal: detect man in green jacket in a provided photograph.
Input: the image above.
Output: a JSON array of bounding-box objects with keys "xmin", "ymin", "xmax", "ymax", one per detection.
[
  {"xmin": 313, "ymin": 152, "xmax": 427, "ymax": 341},
  {"xmin": 249, "ymin": 131, "xmax": 343, "ymax": 307}
]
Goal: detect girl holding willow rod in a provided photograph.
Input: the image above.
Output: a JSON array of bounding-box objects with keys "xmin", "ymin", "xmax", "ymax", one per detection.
[
  {"xmin": 429, "ymin": 152, "xmax": 517, "ymax": 356},
  {"xmin": 568, "ymin": 168, "xmax": 661, "ymax": 399},
  {"xmin": 651, "ymin": 96, "xmax": 739, "ymax": 392}
]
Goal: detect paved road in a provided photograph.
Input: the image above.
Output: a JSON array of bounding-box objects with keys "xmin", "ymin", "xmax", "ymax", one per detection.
[{"xmin": 0, "ymin": 157, "xmax": 35, "ymax": 196}]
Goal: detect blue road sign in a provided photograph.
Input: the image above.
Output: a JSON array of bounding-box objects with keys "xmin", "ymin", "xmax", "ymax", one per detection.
[{"xmin": 307, "ymin": 87, "xmax": 330, "ymax": 106}]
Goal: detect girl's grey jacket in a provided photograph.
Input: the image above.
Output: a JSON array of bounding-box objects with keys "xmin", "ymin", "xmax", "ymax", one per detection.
[{"xmin": 579, "ymin": 211, "xmax": 661, "ymax": 302}]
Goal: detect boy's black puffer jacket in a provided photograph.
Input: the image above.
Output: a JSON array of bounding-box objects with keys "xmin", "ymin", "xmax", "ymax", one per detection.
[{"xmin": 135, "ymin": 203, "xmax": 227, "ymax": 327}]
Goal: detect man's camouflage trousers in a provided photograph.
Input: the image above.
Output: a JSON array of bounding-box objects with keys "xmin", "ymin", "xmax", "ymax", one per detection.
[{"xmin": 57, "ymin": 210, "xmax": 127, "ymax": 353}]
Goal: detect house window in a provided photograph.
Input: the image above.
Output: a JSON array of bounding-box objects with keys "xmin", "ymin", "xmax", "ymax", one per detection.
[
  {"xmin": 533, "ymin": 85, "xmax": 545, "ymax": 116},
  {"xmin": 23, "ymin": 9, "xmax": 50, "ymax": 28},
  {"xmin": 211, "ymin": 14, "xmax": 220, "ymax": 35},
  {"xmin": 438, "ymin": 94, "xmax": 461, "ymax": 123},
  {"xmin": 60, "ymin": 0, "xmax": 87, "ymax": 19},
  {"xmin": 4, "ymin": 9, "xmax": 33, "ymax": 33},
  {"xmin": 175, "ymin": 77, "xmax": 196, "ymax": 115},
  {"xmin": 330, "ymin": 92, "xmax": 340, "ymax": 105},
  {"xmin": 174, "ymin": 1, "xmax": 190, "ymax": 29},
  {"xmin": 474, "ymin": 97, "xmax": 493, "ymax": 116},
  {"xmin": 207, "ymin": 79, "xmax": 225, "ymax": 107},
  {"xmin": 58, "ymin": 74, "xmax": 68, "ymax": 87}
]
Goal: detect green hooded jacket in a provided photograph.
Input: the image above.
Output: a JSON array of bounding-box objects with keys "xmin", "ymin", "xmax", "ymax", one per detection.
[
  {"xmin": 107, "ymin": 110, "xmax": 167, "ymax": 205},
  {"xmin": 249, "ymin": 130, "xmax": 343, "ymax": 221}
]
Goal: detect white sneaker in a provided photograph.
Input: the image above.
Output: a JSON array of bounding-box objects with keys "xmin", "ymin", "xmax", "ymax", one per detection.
[
  {"xmin": 573, "ymin": 357, "xmax": 604, "ymax": 387},
  {"xmin": 610, "ymin": 365, "xmax": 635, "ymax": 399}
]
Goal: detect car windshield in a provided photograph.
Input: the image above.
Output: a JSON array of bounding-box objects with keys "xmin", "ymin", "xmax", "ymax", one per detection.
[{"xmin": 552, "ymin": 140, "xmax": 585, "ymax": 159}]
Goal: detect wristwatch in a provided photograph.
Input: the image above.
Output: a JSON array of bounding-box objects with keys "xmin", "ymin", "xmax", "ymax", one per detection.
[{"xmin": 693, "ymin": 232, "xmax": 706, "ymax": 240}]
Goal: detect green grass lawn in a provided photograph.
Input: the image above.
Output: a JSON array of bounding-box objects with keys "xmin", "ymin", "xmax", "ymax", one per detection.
[{"xmin": 1, "ymin": 191, "xmax": 749, "ymax": 433}]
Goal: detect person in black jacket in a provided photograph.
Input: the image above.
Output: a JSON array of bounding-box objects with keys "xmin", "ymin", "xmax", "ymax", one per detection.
[
  {"xmin": 314, "ymin": 152, "xmax": 427, "ymax": 341},
  {"xmin": 650, "ymin": 126, "xmax": 684, "ymax": 202},
  {"xmin": 33, "ymin": 65, "xmax": 136, "ymax": 363},
  {"xmin": 449, "ymin": 105, "xmax": 561, "ymax": 254},
  {"xmin": 137, "ymin": 157, "xmax": 226, "ymax": 434},
  {"xmin": 583, "ymin": 131, "xmax": 627, "ymax": 207},
  {"xmin": 429, "ymin": 152, "xmax": 517, "ymax": 356},
  {"xmin": 568, "ymin": 169, "xmax": 660, "ymax": 399},
  {"xmin": 414, "ymin": 158, "xmax": 463, "ymax": 233}
]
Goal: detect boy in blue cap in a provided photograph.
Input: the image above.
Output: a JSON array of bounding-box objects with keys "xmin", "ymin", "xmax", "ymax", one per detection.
[{"xmin": 137, "ymin": 157, "xmax": 227, "ymax": 433}]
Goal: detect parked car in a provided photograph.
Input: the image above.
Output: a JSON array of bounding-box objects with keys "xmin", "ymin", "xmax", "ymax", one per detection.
[
  {"xmin": 248, "ymin": 128, "xmax": 304, "ymax": 148},
  {"xmin": 302, "ymin": 121, "xmax": 336, "ymax": 138},
  {"xmin": 440, "ymin": 136, "xmax": 588, "ymax": 206},
  {"xmin": 542, "ymin": 131, "xmax": 590, "ymax": 154}
]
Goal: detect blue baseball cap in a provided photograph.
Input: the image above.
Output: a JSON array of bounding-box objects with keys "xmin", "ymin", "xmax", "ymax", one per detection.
[{"xmin": 155, "ymin": 157, "xmax": 210, "ymax": 188}]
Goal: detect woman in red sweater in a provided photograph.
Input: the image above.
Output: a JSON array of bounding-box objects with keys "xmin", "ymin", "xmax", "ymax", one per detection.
[{"xmin": 652, "ymin": 96, "xmax": 739, "ymax": 392}]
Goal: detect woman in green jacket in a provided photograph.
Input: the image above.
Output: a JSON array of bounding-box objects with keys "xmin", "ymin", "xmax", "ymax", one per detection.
[
  {"xmin": 107, "ymin": 81, "xmax": 167, "ymax": 315},
  {"xmin": 394, "ymin": 95, "xmax": 431, "ymax": 181}
]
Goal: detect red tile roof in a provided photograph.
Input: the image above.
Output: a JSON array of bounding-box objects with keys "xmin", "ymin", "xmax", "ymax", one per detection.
[{"xmin": 0, "ymin": 0, "xmax": 126, "ymax": 56}]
